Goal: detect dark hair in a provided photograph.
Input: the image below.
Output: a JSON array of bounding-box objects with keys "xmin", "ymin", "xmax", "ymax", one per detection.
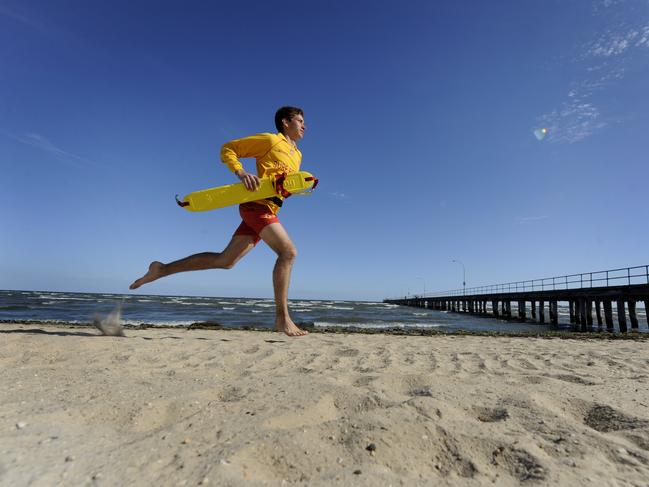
[{"xmin": 275, "ymin": 106, "xmax": 304, "ymax": 133}]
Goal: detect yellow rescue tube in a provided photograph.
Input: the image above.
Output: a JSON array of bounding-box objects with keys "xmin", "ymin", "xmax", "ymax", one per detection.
[{"xmin": 176, "ymin": 171, "xmax": 318, "ymax": 212}]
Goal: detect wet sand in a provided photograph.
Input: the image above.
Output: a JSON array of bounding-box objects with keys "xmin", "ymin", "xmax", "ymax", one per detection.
[{"xmin": 1, "ymin": 323, "xmax": 649, "ymax": 486}]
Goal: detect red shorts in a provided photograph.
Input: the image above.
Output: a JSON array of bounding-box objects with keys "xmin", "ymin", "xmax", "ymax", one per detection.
[{"xmin": 232, "ymin": 203, "xmax": 279, "ymax": 245}]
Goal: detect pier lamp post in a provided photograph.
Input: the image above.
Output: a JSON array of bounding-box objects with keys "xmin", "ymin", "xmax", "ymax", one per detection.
[
  {"xmin": 416, "ymin": 277, "xmax": 426, "ymax": 297},
  {"xmin": 452, "ymin": 259, "xmax": 466, "ymax": 295}
]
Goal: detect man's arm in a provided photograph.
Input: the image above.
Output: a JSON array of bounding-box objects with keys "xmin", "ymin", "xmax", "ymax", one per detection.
[
  {"xmin": 233, "ymin": 168, "xmax": 260, "ymax": 191},
  {"xmin": 221, "ymin": 133, "xmax": 273, "ymax": 191}
]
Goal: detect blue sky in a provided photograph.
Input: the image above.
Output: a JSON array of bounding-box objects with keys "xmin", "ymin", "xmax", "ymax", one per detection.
[{"xmin": 1, "ymin": 0, "xmax": 648, "ymax": 301}]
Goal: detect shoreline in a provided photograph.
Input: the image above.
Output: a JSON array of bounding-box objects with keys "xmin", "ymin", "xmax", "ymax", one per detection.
[
  {"xmin": 2, "ymin": 319, "xmax": 649, "ymax": 340},
  {"xmin": 2, "ymin": 323, "xmax": 649, "ymax": 485},
  {"xmin": 4, "ymin": 290, "xmax": 647, "ymax": 337}
]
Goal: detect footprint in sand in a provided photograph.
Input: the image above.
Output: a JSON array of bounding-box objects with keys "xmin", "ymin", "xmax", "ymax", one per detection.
[
  {"xmin": 474, "ymin": 406, "xmax": 509, "ymax": 422},
  {"xmin": 408, "ymin": 387, "xmax": 434, "ymax": 397},
  {"xmin": 584, "ymin": 404, "xmax": 649, "ymax": 433},
  {"xmin": 217, "ymin": 385, "xmax": 245, "ymax": 403},
  {"xmin": 492, "ymin": 446, "xmax": 546, "ymax": 481},
  {"xmin": 353, "ymin": 375, "xmax": 378, "ymax": 387},
  {"xmin": 551, "ymin": 374, "xmax": 598, "ymax": 386},
  {"xmin": 263, "ymin": 394, "xmax": 338, "ymax": 430},
  {"xmin": 335, "ymin": 348, "xmax": 360, "ymax": 357}
]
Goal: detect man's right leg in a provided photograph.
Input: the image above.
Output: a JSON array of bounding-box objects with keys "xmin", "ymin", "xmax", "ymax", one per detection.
[
  {"xmin": 129, "ymin": 235, "xmax": 256, "ymax": 290},
  {"xmin": 258, "ymin": 222, "xmax": 307, "ymax": 337}
]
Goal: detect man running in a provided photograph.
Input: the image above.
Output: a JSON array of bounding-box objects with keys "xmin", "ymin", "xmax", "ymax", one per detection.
[{"xmin": 129, "ymin": 106, "xmax": 308, "ymax": 336}]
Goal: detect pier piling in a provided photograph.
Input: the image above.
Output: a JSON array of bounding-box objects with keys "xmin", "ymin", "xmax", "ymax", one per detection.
[
  {"xmin": 595, "ymin": 301, "xmax": 603, "ymax": 329},
  {"xmin": 385, "ymin": 266, "xmax": 649, "ymax": 334},
  {"xmin": 617, "ymin": 300, "xmax": 627, "ymax": 333},
  {"xmin": 569, "ymin": 301, "xmax": 575, "ymax": 323},
  {"xmin": 604, "ymin": 300, "xmax": 614, "ymax": 331},
  {"xmin": 579, "ymin": 299, "xmax": 587, "ymax": 331},
  {"xmin": 629, "ymin": 301, "xmax": 639, "ymax": 330}
]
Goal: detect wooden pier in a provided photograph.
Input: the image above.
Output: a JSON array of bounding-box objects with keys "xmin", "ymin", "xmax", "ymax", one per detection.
[{"xmin": 385, "ymin": 266, "xmax": 649, "ymax": 333}]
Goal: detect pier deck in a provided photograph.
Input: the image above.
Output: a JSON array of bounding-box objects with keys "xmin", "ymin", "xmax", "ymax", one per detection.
[{"xmin": 385, "ymin": 266, "xmax": 649, "ymax": 332}]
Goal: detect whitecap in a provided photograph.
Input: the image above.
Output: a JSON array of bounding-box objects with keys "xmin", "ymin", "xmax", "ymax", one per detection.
[
  {"xmin": 38, "ymin": 295, "xmax": 93, "ymax": 301},
  {"xmin": 314, "ymin": 321, "xmax": 442, "ymax": 330},
  {"xmin": 121, "ymin": 320, "xmax": 197, "ymax": 327}
]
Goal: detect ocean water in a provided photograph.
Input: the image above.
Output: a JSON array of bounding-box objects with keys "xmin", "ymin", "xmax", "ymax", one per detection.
[{"xmin": 0, "ymin": 290, "xmax": 646, "ymax": 334}]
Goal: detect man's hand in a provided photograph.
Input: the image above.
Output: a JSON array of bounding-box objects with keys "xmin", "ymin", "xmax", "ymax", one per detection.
[{"xmin": 235, "ymin": 169, "xmax": 261, "ymax": 191}]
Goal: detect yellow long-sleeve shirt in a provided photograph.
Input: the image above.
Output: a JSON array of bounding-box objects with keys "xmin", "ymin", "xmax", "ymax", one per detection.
[{"xmin": 221, "ymin": 132, "xmax": 302, "ymax": 214}]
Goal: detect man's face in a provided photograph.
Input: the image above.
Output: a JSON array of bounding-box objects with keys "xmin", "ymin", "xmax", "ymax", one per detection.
[{"xmin": 283, "ymin": 114, "xmax": 306, "ymax": 141}]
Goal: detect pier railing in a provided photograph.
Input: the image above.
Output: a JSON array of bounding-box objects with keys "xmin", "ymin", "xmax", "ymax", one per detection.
[
  {"xmin": 398, "ymin": 265, "xmax": 649, "ymax": 299},
  {"xmin": 385, "ymin": 265, "xmax": 649, "ymax": 332}
]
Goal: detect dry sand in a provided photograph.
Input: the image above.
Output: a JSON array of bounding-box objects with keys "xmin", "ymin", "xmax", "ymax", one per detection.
[{"xmin": 1, "ymin": 323, "xmax": 649, "ymax": 486}]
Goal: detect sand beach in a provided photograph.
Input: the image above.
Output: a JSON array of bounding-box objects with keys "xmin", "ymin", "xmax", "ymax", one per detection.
[{"xmin": 1, "ymin": 323, "xmax": 649, "ymax": 486}]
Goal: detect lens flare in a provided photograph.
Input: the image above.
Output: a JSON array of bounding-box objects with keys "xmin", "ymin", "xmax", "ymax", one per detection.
[{"xmin": 533, "ymin": 128, "xmax": 549, "ymax": 141}]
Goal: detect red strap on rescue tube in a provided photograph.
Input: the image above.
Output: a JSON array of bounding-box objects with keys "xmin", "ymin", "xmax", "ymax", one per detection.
[
  {"xmin": 274, "ymin": 174, "xmax": 292, "ymax": 198},
  {"xmin": 274, "ymin": 174, "xmax": 319, "ymax": 198},
  {"xmin": 305, "ymin": 176, "xmax": 319, "ymax": 190}
]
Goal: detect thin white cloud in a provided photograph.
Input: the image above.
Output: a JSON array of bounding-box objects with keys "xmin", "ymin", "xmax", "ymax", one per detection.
[
  {"xmin": 535, "ymin": 6, "xmax": 649, "ymax": 144},
  {"xmin": 584, "ymin": 23, "xmax": 649, "ymax": 58},
  {"xmin": 591, "ymin": 37, "xmax": 632, "ymax": 57},
  {"xmin": 637, "ymin": 24, "xmax": 649, "ymax": 47},
  {"xmin": 593, "ymin": 0, "xmax": 630, "ymax": 14},
  {"xmin": 3, "ymin": 131, "xmax": 101, "ymax": 169},
  {"xmin": 539, "ymin": 101, "xmax": 607, "ymax": 144},
  {"xmin": 517, "ymin": 215, "xmax": 549, "ymax": 225},
  {"xmin": 600, "ymin": 0, "xmax": 623, "ymax": 6},
  {"xmin": 328, "ymin": 192, "xmax": 348, "ymax": 200},
  {"xmin": 581, "ymin": 65, "xmax": 625, "ymax": 88},
  {"xmin": 0, "ymin": 5, "xmax": 46, "ymax": 32}
]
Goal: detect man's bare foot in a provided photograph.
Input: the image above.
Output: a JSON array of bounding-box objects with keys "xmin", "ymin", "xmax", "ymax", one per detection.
[
  {"xmin": 275, "ymin": 318, "xmax": 308, "ymax": 337},
  {"xmin": 129, "ymin": 261, "xmax": 165, "ymax": 290}
]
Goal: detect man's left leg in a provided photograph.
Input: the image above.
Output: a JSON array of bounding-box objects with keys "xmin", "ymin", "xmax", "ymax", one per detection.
[{"xmin": 259, "ymin": 222, "xmax": 307, "ymax": 337}]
